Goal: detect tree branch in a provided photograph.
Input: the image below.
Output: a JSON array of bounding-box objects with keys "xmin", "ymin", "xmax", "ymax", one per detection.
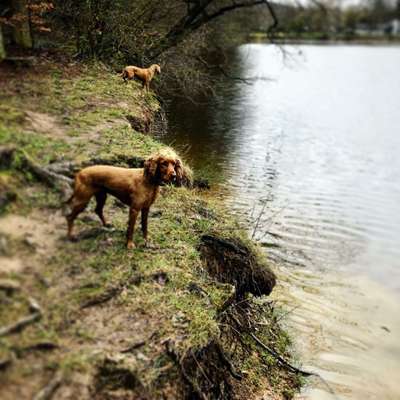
[
  {"xmin": 263, "ymin": 0, "xmax": 279, "ymax": 35},
  {"xmin": 197, "ymin": 1, "xmax": 265, "ymax": 27},
  {"xmin": 147, "ymin": 0, "xmax": 279, "ymax": 59}
]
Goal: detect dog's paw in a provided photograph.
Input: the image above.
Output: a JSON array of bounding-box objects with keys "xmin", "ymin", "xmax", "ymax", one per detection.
[{"xmin": 126, "ymin": 241, "xmax": 136, "ymax": 250}]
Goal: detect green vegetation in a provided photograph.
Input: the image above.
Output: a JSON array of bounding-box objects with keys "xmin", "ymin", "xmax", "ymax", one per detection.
[{"xmin": 0, "ymin": 60, "xmax": 301, "ymax": 399}]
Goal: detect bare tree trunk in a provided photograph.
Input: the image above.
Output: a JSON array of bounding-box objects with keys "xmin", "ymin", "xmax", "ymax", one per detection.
[
  {"xmin": 13, "ymin": 0, "xmax": 33, "ymax": 49},
  {"xmin": 0, "ymin": 26, "xmax": 6, "ymax": 61}
]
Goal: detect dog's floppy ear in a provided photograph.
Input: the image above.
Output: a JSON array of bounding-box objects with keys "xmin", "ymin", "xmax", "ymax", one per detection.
[
  {"xmin": 175, "ymin": 158, "xmax": 184, "ymax": 186},
  {"xmin": 144, "ymin": 156, "xmax": 159, "ymax": 181}
]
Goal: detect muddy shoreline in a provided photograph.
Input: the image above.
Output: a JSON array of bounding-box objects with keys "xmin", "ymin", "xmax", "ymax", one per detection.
[{"xmin": 0, "ymin": 59, "xmax": 303, "ymax": 399}]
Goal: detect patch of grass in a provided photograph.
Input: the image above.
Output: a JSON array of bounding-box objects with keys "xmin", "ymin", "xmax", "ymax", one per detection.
[{"xmin": 0, "ymin": 126, "xmax": 71, "ymax": 164}]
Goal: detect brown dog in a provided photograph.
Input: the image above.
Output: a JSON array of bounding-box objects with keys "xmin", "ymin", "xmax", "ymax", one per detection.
[
  {"xmin": 65, "ymin": 149, "xmax": 183, "ymax": 249},
  {"xmin": 121, "ymin": 64, "xmax": 161, "ymax": 91}
]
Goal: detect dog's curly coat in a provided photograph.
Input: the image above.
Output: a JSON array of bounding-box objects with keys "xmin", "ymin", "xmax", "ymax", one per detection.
[
  {"xmin": 121, "ymin": 64, "xmax": 161, "ymax": 91},
  {"xmin": 66, "ymin": 148, "xmax": 183, "ymax": 249}
]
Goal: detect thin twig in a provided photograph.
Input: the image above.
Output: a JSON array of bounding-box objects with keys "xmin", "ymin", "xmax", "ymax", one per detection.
[
  {"xmin": 251, "ymin": 200, "xmax": 268, "ymax": 239},
  {"xmin": 274, "ymin": 305, "xmax": 301, "ymax": 323}
]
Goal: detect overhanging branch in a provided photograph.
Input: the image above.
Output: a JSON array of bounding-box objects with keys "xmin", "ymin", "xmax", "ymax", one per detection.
[{"xmin": 148, "ymin": 0, "xmax": 280, "ymax": 59}]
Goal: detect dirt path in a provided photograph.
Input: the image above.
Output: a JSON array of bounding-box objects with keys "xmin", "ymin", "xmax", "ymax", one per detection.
[{"xmin": 0, "ymin": 210, "xmax": 65, "ymax": 274}]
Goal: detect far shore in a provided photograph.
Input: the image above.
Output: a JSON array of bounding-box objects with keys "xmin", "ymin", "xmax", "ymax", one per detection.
[{"xmin": 248, "ymin": 32, "xmax": 400, "ymax": 46}]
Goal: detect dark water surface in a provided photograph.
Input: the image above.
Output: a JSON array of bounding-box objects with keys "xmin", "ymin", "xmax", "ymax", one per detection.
[{"xmin": 159, "ymin": 45, "xmax": 400, "ymax": 399}]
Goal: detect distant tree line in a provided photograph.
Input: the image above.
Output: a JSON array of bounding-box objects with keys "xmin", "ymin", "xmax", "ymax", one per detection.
[
  {"xmin": 274, "ymin": 0, "xmax": 400, "ymax": 38},
  {"xmin": 1, "ymin": 1, "xmax": 399, "ymax": 94}
]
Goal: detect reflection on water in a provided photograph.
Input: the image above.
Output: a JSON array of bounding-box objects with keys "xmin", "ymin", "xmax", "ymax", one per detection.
[
  {"xmin": 277, "ymin": 269, "xmax": 400, "ymax": 400},
  {"xmin": 160, "ymin": 44, "xmax": 400, "ymax": 399}
]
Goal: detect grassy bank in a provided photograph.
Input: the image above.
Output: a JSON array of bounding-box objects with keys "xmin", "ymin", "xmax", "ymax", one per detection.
[{"xmin": 0, "ymin": 59, "xmax": 302, "ymax": 399}]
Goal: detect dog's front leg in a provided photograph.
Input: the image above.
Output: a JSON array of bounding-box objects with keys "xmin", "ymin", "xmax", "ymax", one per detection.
[
  {"xmin": 141, "ymin": 207, "xmax": 149, "ymax": 246},
  {"xmin": 127, "ymin": 207, "xmax": 138, "ymax": 249}
]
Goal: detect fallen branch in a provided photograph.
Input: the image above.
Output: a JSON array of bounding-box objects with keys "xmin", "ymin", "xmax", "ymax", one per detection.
[
  {"xmin": 81, "ymin": 271, "xmax": 153, "ymax": 309},
  {"xmin": 33, "ymin": 371, "xmax": 63, "ymax": 400},
  {"xmin": 121, "ymin": 331, "xmax": 157, "ymax": 354},
  {"xmin": 74, "ymin": 226, "xmax": 116, "ymax": 241},
  {"xmin": 15, "ymin": 341, "xmax": 59, "ymax": 356},
  {"xmin": 0, "ymin": 313, "xmax": 41, "ymax": 337},
  {"xmin": 0, "ymin": 298, "xmax": 42, "ymax": 337},
  {"xmin": 81, "ymin": 285, "xmax": 122, "ymax": 309},
  {"xmin": 20, "ymin": 151, "xmax": 73, "ymax": 200},
  {"xmin": 120, "ymin": 340, "xmax": 146, "ymax": 353},
  {"xmin": 0, "ymin": 146, "xmax": 73, "ymax": 200}
]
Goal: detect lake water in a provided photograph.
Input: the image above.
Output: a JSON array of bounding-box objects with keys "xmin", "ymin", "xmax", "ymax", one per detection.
[{"xmin": 160, "ymin": 44, "xmax": 400, "ymax": 399}]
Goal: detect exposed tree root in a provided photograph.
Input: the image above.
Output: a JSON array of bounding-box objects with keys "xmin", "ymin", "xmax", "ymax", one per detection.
[
  {"xmin": 249, "ymin": 333, "xmax": 314, "ymax": 376},
  {"xmin": 165, "ymin": 338, "xmax": 245, "ymax": 400},
  {"xmin": 219, "ymin": 299, "xmax": 340, "ymax": 400},
  {"xmin": 215, "ymin": 341, "xmax": 243, "ymax": 380},
  {"xmin": 33, "ymin": 371, "xmax": 63, "ymax": 400},
  {"xmin": 0, "ymin": 297, "xmax": 42, "ymax": 337}
]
